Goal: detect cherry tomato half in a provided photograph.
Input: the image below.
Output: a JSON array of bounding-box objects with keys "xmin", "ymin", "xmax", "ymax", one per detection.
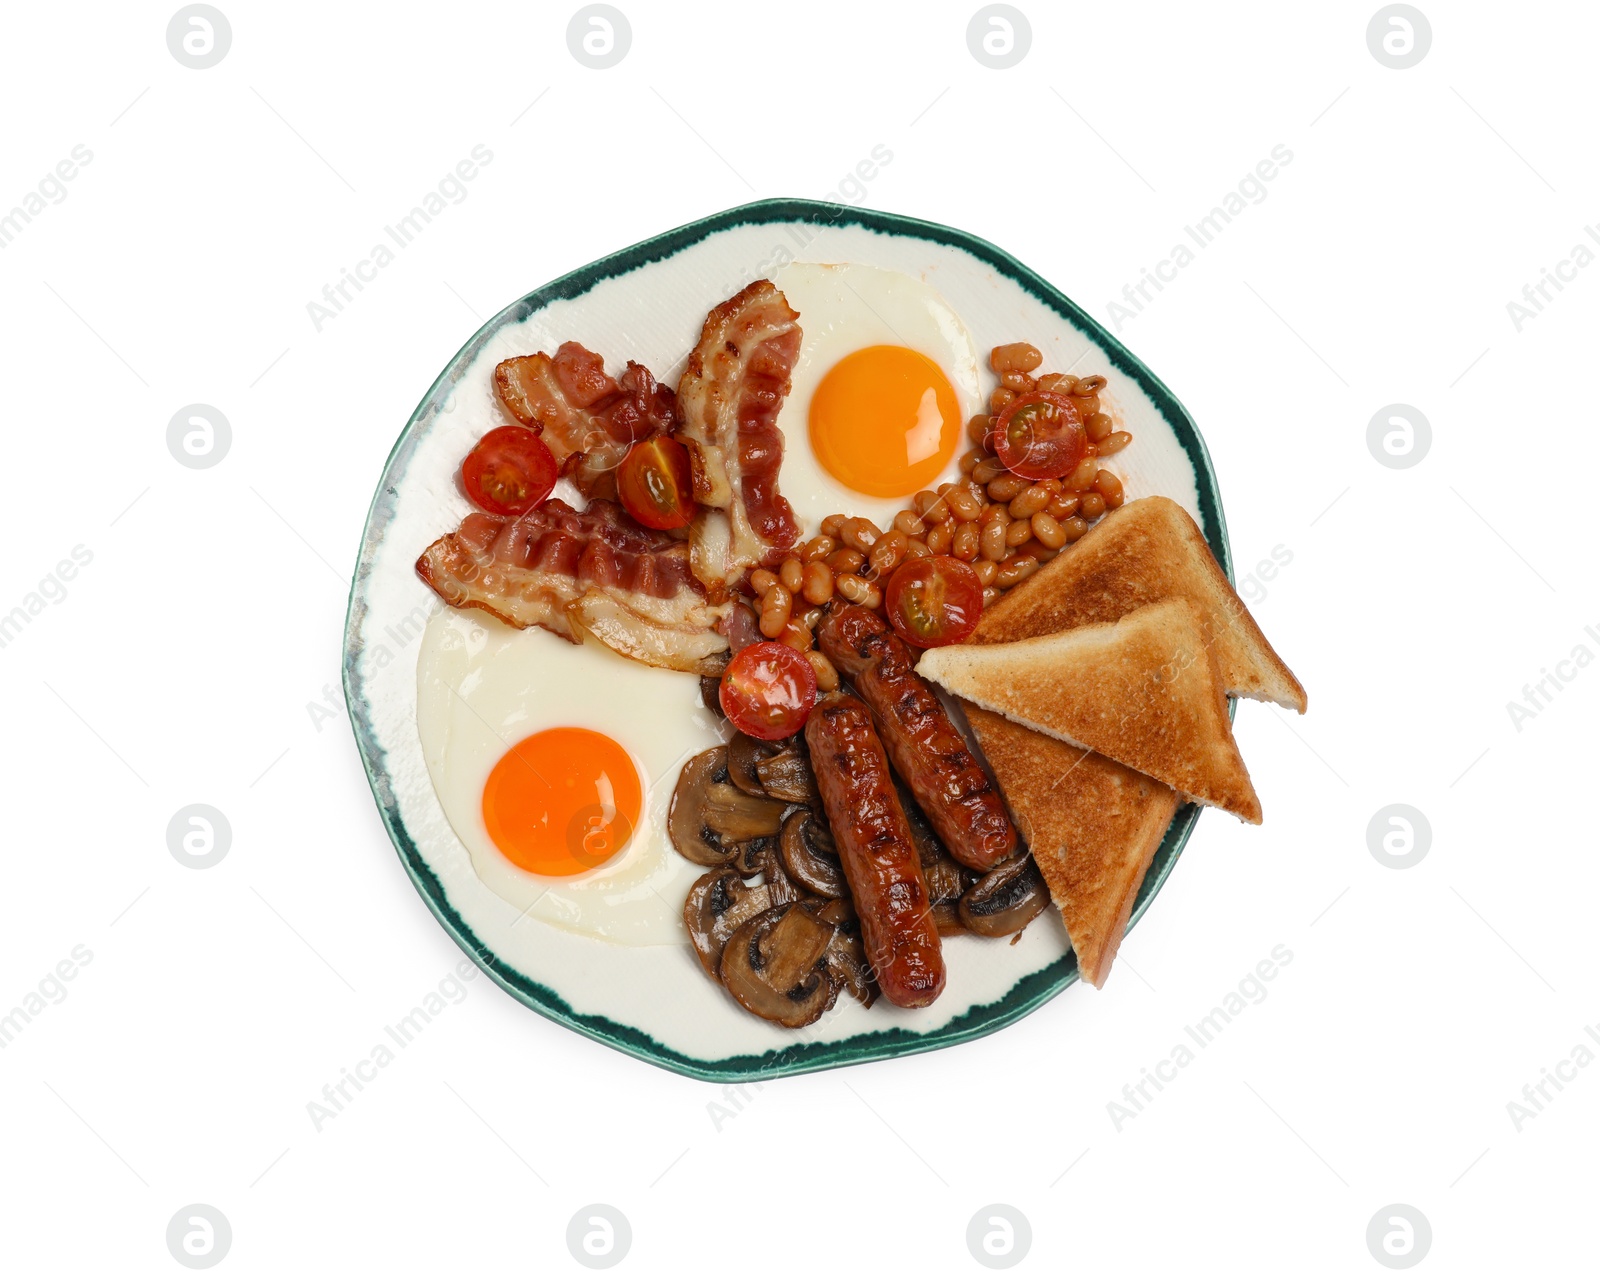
[
  {"xmin": 719, "ymin": 641, "xmax": 818, "ymax": 740},
  {"xmin": 617, "ymin": 434, "xmax": 695, "ymax": 530},
  {"xmin": 992, "ymin": 391, "xmax": 1087, "ymax": 481},
  {"xmin": 461, "ymin": 425, "xmax": 558, "ymax": 517},
  {"xmin": 884, "ymin": 557, "xmax": 984, "ymax": 648}
]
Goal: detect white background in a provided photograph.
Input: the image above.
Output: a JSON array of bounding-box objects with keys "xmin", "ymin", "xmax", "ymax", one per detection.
[{"xmin": 1, "ymin": 1, "xmax": 1595, "ymax": 1270}]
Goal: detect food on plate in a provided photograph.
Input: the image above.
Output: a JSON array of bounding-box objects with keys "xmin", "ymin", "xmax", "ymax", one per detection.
[
  {"xmin": 415, "ymin": 499, "xmax": 731, "ymax": 674},
  {"xmin": 412, "ymin": 264, "xmax": 1311, "ymax": 1031},
  {"xmin": 917, "ymin": 597, "xmax": 1263, "ymax": 824},
  {"xmin": 676, "ymin": 279, "xmax": 803, "ymax": 597},
  {"xmin": 806, "ymin": 692, "xmax": 946, "ymax": 1009},
  {"xmin": 818, "ymin": 603, "xmax": 1018, "ymax": 871},
  {"xmin": 962, "ymin": 706, "xmax": 1178, "ymax": 988},
  {"xmin": 974, "ymin": 495, "xmax": 1307, "ymax": 711}
]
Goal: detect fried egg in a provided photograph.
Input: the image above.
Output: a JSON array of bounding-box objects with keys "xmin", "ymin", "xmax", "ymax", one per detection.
[
  {"xmin": 774, "ymin": 262, "xmax": 981, "ymax": 528},
  {"xmin": 415, "ymin": 606, "xmax": 721, "ymax": 945}
]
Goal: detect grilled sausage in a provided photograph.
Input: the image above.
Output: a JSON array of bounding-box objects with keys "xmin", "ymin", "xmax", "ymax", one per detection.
[
  {"xmin": 805, "ymin": 692, "xmax": 945, "ymax": 1008},
  {"xmin": 818, "ymin": 604, "xmax": 1018, "ymax": 872}
]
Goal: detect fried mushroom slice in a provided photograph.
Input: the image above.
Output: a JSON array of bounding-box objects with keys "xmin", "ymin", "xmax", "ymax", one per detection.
[
  {"xmin": 720, "ymin": 904, "xmax": 839, "ymax": 1028},
  {"xmin": 683, "ymin": 868, "xmax": 774, "ymax": 980},
  {"xmin": 779, "ymin": 808, "xmax": 845, "ymax": 898},
  {"xmin": 754, "ymin": 744, "xmax": 818, "ymax": 805},
  {"xmin": 958, "ymin": 857, "xmax": 1049, "ymax": 937},
  {"xmin": 727, "ymin": 732, "xmax": 778, "ymax": 797},
  {"xmin": 669, "ymin": 747, "xmax": 787, "ymax": 867},
  {"xmin": 814, "ymin": 900, "xmax": 877, "ymax": 1008}
]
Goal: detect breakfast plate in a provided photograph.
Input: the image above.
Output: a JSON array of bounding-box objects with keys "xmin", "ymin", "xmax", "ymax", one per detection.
[{"xmin": 342, "ymin": 198, "xmax": 1233, "ymax": 1081}]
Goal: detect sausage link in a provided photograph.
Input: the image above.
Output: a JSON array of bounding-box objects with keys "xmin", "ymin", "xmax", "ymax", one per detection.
[
  {"xmin": 805, "ymin": 693, "xmax": 945, "ymax": 1008},
  {"xmin": 817, "ymin": 605, "xmax": 1018, "ymax": 871}
]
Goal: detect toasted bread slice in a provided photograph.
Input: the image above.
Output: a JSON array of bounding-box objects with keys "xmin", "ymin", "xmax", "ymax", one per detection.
[
  {"xmin": 975, "ymin": 496, "xmax": 1306, "ymax": 713},
  {"xmin": 963, "ymin": 705, "xmax": 1178, "ymax": 988},
  {"xmin": 920, "ymin": 598, "xmax": 1262, "ymax": 823}
]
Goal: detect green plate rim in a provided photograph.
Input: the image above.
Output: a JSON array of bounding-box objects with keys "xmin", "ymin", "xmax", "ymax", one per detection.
[{"xmin": 342, "ymin": 197, "xmax": 1231, "ymax": 1083}]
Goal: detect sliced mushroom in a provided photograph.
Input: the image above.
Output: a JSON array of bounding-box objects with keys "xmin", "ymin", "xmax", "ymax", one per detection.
[
  {"xmin": 668, "ymin": 747, "xmax": 787, "ymax": 867},
  {"xmin": 729, "ymin": 836, "xmax": 777, "ymax": 878},
  {"xmin": 752, "ymin": 842, "xmax": 808, "ymax": 908},
  {"xmin": 932, "ymin": 900, "xmax": 965, "ymax": 936},
  {"xmin": 683, "ymin": 868, "xmax": 773, "ymax": 980},
  {"xmin": 700, "ymin": 675, "xmax": 725, "ymax": 718},
  {"xmin": 958, "ymin": 857, "xmax": 1049, "ymax": 937},
  {"xmin": 754, "ymin": 744, "xmax": 818, "ymax": 805},
  {"xmin": 780, "ymin": 808, "xmax": 845, "ymax": 898},
  {"xmin": 728, "ymin": 732, "xmax": 777, "ymax": 796},
  {"xmin": 720, "ymin": 905, "xmax": 839, "ymax": 1028}
]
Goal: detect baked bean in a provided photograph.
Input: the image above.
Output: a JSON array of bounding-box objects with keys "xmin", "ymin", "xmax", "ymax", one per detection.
[
  {"xmin": 966, "ymin": 414, "xmax": 994, "ymax": 446},
  {"xmin": 827, "ymin": 547, "xmax": 866, "ymax": 575},
  {"xmin": 1048, "ymin": 493, "xmax": 1081, "ymax": 520},
  {"xmin": 800, "ymin": 606, "xmax": 825, "ymax": 630},
  {"xmin": 1098, "ymin": 430, "xmax": 1132, "ymax": 456},
  {"xmin": 1036, "ymin": 372, "xmax": 1077, "ymax": 395},
  {"xmin": 778, "ymin": 617, "xmax": 812, "ymax": 652},
  {"xmin": 836, "ymin": 575, "xmax": 881, "ymax": 608},
  {"xmin": 801, "ymin": 535, "xmax": 835, "ymax": 562},
  {"xmin": 1008, "ymin": 484, "xmax": 1050, "ymax": 519},
  {"xmin": 1031, "ymin": 512, "xmax": 1066, "ymax": 548},
  {"xmin": 904, "ymin": 538, "xmax": 933, "ymax": 559},
  {"xmin": 1032, "ymin": 545, "xmax": 1060, "ymax": 564},
  {"xmin": 1069, "ymin": 395, "xmax": 1100, "ymax": 420},
  {"xmin": 1005, "ymin": 517, "xmax": 1034, "ymax": 548},
  {"xmin": 952, "ymin": 521, "xmax": 980, "ymax": 561},
  {"xmin": 759, "ymin": 584, "xmax": 793, "ymax": 638},
  {"xmin": 997, "ymin": 557, "xmax": 1040, "ymax": 589},
  {"xmin": 948, "ymin": 488, "xmax": 984, "ymax": 522},
  {"xmin": 841, "ymin": 517, "xmax": 881, "ymax": 553},
  {"xmin": 802, "ymin": 560, "xmax": 835, "ymax": 605},
  {"xmin": 1066, "ymin": 456, "xmax": 1099, "ymax": 490},
  {"xmin": 869, "ymin": 530, "xmax": 909, "ymax": 576},
  {"xmin": 913, "ymin": 490, "xmax": 940, "ymax": 518},
  {"xmin": 1094, "ymin": 468, "xmax": 1125, "ymax": 502},
  {"xmin": 990, "ymin": 342, "xmax": 1043, "ymax": 374},
  {"xmin": 779, "ymin": 557, "xmax": 804, "ymax": 594},
  {"xmin": 1085, "ymin": 411, "xmax": 1115, "ymax": 442},
  {"xmin": 973, "ymin": 559, "xmax": 999, "ymax": 587},
  {"xmin": 987, "ymin": 473, "xmax": 1029, "ymax": 502},
  {"xmin": 1076, "ymin": 375, "xmax": 1107, "ymax": 393},
  {"xmin": 1000, "ymin": 370, "xmax": 1033, "ymax": 392},
  {"xmin": 1080, "ymin": 492, "xmax": 1107, "ymax": 520},
  {"xmin": 1060, "ymin": 515, "xmax": 1090, "ymax": 542},
  {"xmin": 806, "ymin": 650, "xmax": 840, "ymax": 693},
  {"xmin": 981, "ymin": 586, "xmax": 1001, "ymax": 608},
  {"xmin": 972, "ymin": 456, "xmax": 1007, "ymax": 484},
  {"xmin": 750, "ymin": 568, "xmax": 779, "ymax": 596},
  {"xmin": 892, "ymin": 510, "xmax": 927, "ymax": 537},
  {"xmin": 959, "ymin": 448, "xmax": 985, "ymax": 475},
  {"xmin": 980, "ymin": 501, "xmax": 1010, "ymax": 526},
  {"xmin": 926, "ymin": 522, "xmax": 953, "ymax": 555},
  {"xmin": 820, "ymin": 514, "xmax": 846, "ymax": 539},
  {"xmin": 981, "ymin": 519, "xmax": 1009, "ymax": 562},
  {"xmin": 989, "ymin": 387, "xmax": 1015, "ymax": 413}
]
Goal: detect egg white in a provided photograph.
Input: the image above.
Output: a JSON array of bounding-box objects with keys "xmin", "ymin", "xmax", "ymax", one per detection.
[
  {"xmin": 415, "ymin": 606, "xmax": 724, "ymax": 946},
  {"xmin": 775, "ymin": 262, "xmax": 981, "ymax": 530}
]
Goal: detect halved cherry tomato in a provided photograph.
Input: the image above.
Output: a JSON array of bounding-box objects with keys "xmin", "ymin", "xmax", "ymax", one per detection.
[
  {"xmin": 617, "ymin": 434, "xmax": 695, "ymax": 530},
  {"xmin": 884, "ymin": 557, "xmax": 983, "ymax": 648},
  {"xmin": 992, "ymin": 390, "xmax": 1087, "ymax": 481},
  {"xmin": 461, "ymin": 425, "xmax": 558, "ymax": 516},
  {"xmin": 719, "ymin": 641, "xmax": 818, "ymax": 740}
]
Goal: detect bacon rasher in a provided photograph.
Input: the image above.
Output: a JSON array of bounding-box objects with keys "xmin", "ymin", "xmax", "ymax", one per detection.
[
  {"xmin": 674, "ymin": 281, "xmax": 801, "ymax": 598},
  {"xmin": 492, "ymin": 343, "xmax": 675, "ymax": 500},
  {"xmin": 415, "ymin": 499, "xmax": 731, "ymax": 674}
]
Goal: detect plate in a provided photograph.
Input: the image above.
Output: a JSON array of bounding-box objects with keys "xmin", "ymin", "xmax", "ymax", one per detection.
[{"xmin": 342, "ymin": 198, "xmax": 1232, "ymax": 1082}]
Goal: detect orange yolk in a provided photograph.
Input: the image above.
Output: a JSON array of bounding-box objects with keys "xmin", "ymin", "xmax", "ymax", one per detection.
[
  {"xmin": 808, "ymin": 345, "xmax": 962, "ymax": 498},
  {"xmin": 481, "ymin": 727, "xmax": 642, "ymax": 877}
]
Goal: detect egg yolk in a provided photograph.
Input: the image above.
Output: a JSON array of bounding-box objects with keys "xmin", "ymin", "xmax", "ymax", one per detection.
[
  {"xmin": 808, "ymin": 345, "xmax": 962, "ymax": 498},
  {"xmin": 481, "ymin": 727, "xmax": 642, "ymax": 877}
]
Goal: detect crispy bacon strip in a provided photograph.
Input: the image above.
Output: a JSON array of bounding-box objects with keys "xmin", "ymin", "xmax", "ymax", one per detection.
[
  {"xmin": 415, "ymin": 498, "xmax": 730, "ymax": 673},
  {"xmin": 675, "ymin": 281, "xmax": 801, "ymax": 597},
  {"xmin": 492, "ymin": 343, "xmax": 675, "ymax": 500}
]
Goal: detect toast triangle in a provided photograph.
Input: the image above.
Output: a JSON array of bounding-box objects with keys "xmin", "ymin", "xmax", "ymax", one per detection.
[
  {"xmin": 963, "ymin": 704, "xmax": 1178, "ymax": 988},
  {"xmin": 974, "ymin": 496, "xmax": 1306, "ymax": 713},
  {"xmin": 920, "ymin": 598, "xmax": 1262, "ymax": 823}
]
